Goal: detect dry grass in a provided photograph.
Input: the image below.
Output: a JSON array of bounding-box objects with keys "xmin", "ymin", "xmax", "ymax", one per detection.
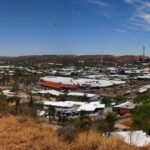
[
  {"xmin": 0, "ymin": 115, "xmax": 68, "ymax": 150},
  {"xmin": 70, "ymin": 130, "xmax": 146, "ymax": 150},
  {"xmin": 116, "ymin": 118, "xmax": 133, "ymax": 127},
  {"xmin": 0, "ymin": 115, "xmax": 149, "ymax": 150}
]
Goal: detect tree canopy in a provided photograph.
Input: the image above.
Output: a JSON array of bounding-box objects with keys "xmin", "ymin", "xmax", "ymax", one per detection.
[
  {"xmin": 134, "ymin": 93, "xmax": 150, "ymax": 104},
  {"xmin": 132, "ymin": 103, "xmax": 150, "ymax": 134},
  {"xmin": 113, "ymin": 95, "xmax": 126, "ymax": 104},
  {"xmin": 101, "ymin": 97, "xmax": 112, "ymax": 107}
]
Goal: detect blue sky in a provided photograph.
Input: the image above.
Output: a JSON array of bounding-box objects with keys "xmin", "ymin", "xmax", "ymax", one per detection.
[{"xmin": 0, "ymin": 0, "xmax": 150, "ymax": 56}]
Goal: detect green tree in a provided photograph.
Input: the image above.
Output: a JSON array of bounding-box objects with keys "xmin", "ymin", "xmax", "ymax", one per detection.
[
  {"xmin": 15, "ymin": 96, "xmax": 21, "ymax": 114},
  {"xmin": 8, "ymin": 81, "xmax": 21, "ymax": 114},
  {"xmin": 98, "ymin": 112, "xmax": 116, "ymax": 134},
  {"xmin": 101, "ymin": 97, "xmax": 112, "ymax": 107},
  {"xmin": 132, "ymin": 103, "xmax": 150, "ymax": 134},
  {"xmin": 75, "ymin": 111, "xmax": 91, "ymax": 131},
  {"xmin": 114, "ymin": 95, "xmax": 126, "ymax": 104},
  {"xmin": 81, "ymin": 93, "xmax": 89, "ymax": 102},
  {"xmin": 29, "ymin": 92, "xmax": 34, "ymax": 107},
  {"xmin": 59, "ymin": 89, "xmax": 69, "ymax": 101},
  {"xmin": 1, "ymin": 70, "xmax": 9, "ymax": 86},
  {"xmin": 13, "ymin": 69, "xmax": 24, "ymax": 83},
  {"xmin": 7, "ymin": 96, "xmax": 21, "ymax": 115},
  {"xmin": 48, "ymin": 106, "xmax": 56, "ymax": 123},
  {"xmin": 105, "ymin": 112, "xmax": 116, "ymax": 132},
  {"xmin": 11, "ymin": 83, "xmax": 19, "ymax": 93},
  {"xmin": 134, "ymin": 93, "xmax": 150, "ymax": 104},
  {"xmin": 0, "ymin": 94, "xmax": 8, "ymax": 113}
]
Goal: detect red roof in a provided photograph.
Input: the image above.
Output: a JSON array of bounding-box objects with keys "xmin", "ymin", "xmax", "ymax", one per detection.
[{"xmin": 38, "ymin": 80, "xmax": 77, "ymax": 89}]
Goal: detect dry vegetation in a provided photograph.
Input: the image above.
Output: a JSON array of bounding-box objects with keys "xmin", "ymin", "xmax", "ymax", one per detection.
[
  {"xmin": 116, "ymin": 118, "xmax": 133, "ymax": 127},
  {"xmin": 0, "ymin": 115, "xmax": 149, "ymax": 150}
]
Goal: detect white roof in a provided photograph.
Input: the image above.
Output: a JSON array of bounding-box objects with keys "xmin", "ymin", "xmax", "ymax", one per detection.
[
  {"xmin": 85, "ymin": 74, "xmax": 106, "ymax": 79},
  {"xmin": 41, "ymin": 76, "xmax": 73, "ymax": 84},
  {"xmin": 143, "ymin": 84, "xmax": 150, "ymax": 89},
  {"xmin": 77, "ymin": 102, "xmax": 105, "ymax": 112},
  {"xmin": 114, "ymin": 101, "xmax": 136, "ymax": 109},
  {"xmin": 111, "ymin": 131, "xmax": 150, "ymax": 147},
  {"xmin": 138, "ymin": 88, "xmax": 148, "ymax": 93},
  {"xmin": 43, "ymin": 100, "xmax": 84, "ymax": 108},
  {"xmin": 2, "ymin": 90, "xmax": 15, "ymax": 97},
  {"xmin": 34, "ymin": 89, "xmax": 97, "ymax": 97},
  {"xmin": 68, "ymin": 92, "xmax": 98, "ymax": 98},
  {"xmin": 40, "ymin": 100, "xmax": 105, "ymax": 111},
  {"xmin": 38, "ymin": 90, "xmax": 49, "ymax": 94},
  {"xmin": 37, "ymin": 110, "xmax": 45, "ymax": 117},
  {"xmin": 0, "ymin": 65, "xmax": 14, "ymax": 69},
  {"xmin": 37, "ymin": 90, "xmax": 63, "ymax": 96},
  {"xmin": 137, "ymin": 74, "xmax": 150, "ymax": 79},
  {"xmin": 40, "ymin": 76, "xmax": 126, "ymax": 88},
  {"xmin": 138, "ymin": 84, "xmax": 150, "ymax": 93},
  {"xmin": 107, "ymin": 67, "xmax": 118, "ymax": 71}
]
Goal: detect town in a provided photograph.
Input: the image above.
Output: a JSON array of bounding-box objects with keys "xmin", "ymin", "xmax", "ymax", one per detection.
[{"xmin": 0, "ymin": 55, "xmax": 150, "ymax": 147}]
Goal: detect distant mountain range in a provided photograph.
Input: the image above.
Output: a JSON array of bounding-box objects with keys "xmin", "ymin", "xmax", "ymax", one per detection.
[{"xmin": 0, "ymin": 55, "xmax": 149, "ymax": 62}]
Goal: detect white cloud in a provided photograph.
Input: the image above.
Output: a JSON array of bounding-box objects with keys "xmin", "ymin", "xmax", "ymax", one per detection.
[
  {"xmin": 139, "ymin": 14, "xmax": 150, "ymax": 23},
  {"xmin": 124, "ymin": 0, "xmax": 150, "ymax": 30}
]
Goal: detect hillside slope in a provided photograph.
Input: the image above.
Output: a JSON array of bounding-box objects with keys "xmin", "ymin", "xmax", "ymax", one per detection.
[{"xmin": 0, "ymin": 115, "xmax": 149, "ymax": 150}]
